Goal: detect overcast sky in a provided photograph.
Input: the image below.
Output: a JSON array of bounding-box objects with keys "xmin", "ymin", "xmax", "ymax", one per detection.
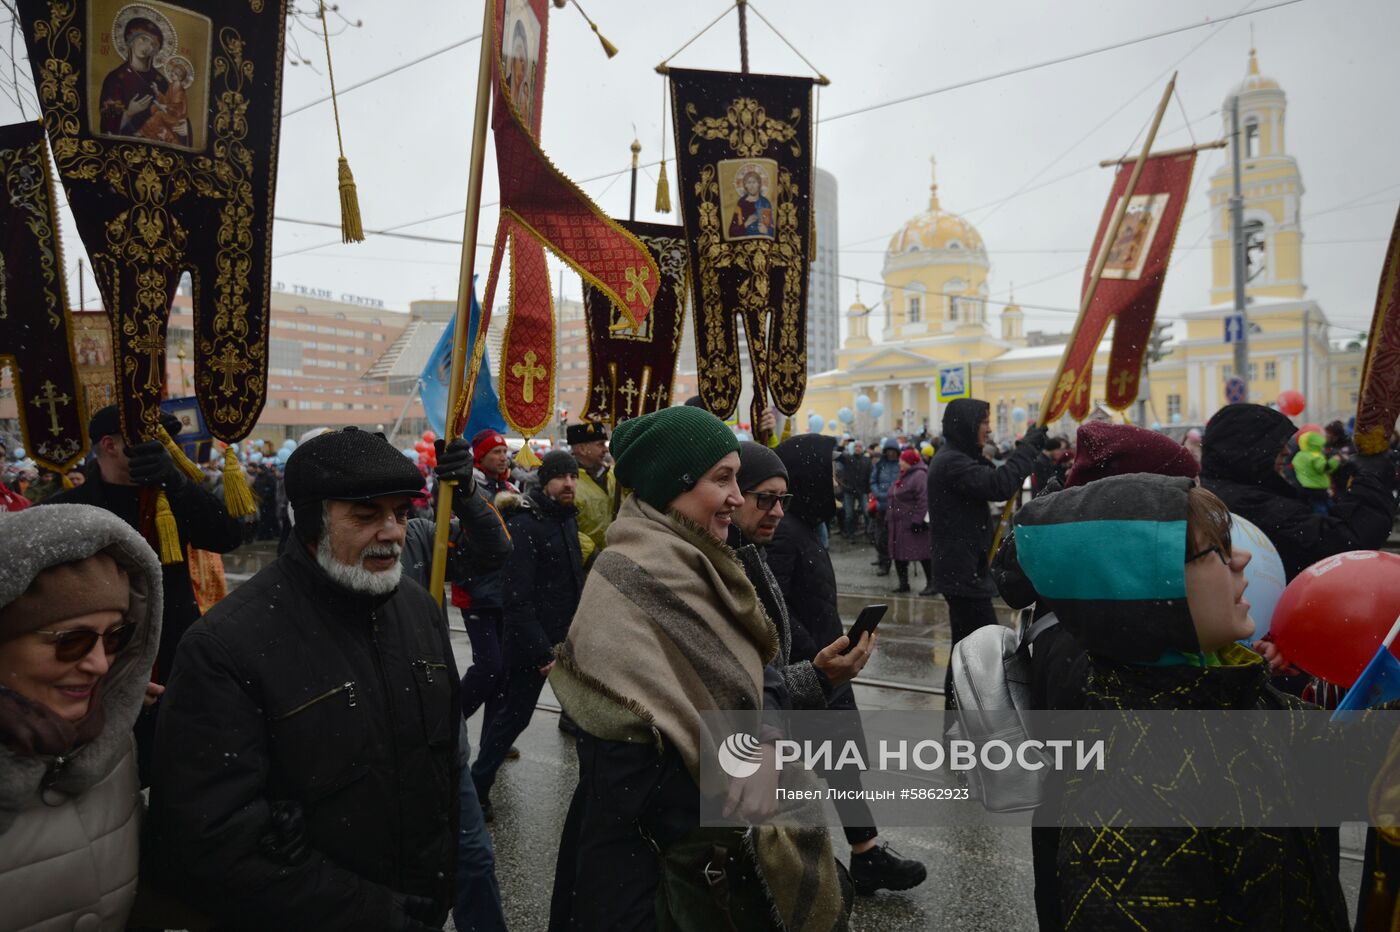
[{"xmin": 3, "ymin": 0, "xmax": 1397, "ymax": 346}]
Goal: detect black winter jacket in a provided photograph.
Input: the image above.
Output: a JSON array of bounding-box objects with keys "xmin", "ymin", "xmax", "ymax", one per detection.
[
  {"xmin": 401, "ymin": 484, "xmax": 512, "ymax": 591},
  {"xmin": 769, "ymin": 435, "xmax": 842, "ymax": 664},
  {"xmin": 837, "ymin": 452, "xmax": 871, "ymax": 496},
  {"xmin": 927, "ymin": 398, "xmax": 1043, "ymax": 598},
  {"xmin": 149, "ymin": 541, "xmax": 460, "ymax": 931},
  {"xmin": 46, "ymin": 470, "xmax": 243, "ymax": 682},
  {"xmin": 1201, "ymin": 403, "xmax": 1396, "ymax": 580},
  {"xmin": 500, "ymin": 487, "xmax": 584, "ymax": 670}
]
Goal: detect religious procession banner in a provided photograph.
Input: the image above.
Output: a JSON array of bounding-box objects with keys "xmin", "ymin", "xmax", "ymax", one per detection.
[
  {"xmin": 1043, "ymin": 151, "xmax": 1196, "ymax": 422},
  {"xmin": 1354, "ymin": 204, "xmax": 1400, "ymax": 455},
  {"xmin": 582, "ymin": 220, "xmax": 688, "ymax": 426},
  {"xmin": 18, "ymin": 0, "xmax": 286, "ymax": 444},
  {"xmin": 0, "ymin": 120, "xmax": 87, "ymax": 471},
  {"xmin": 468, "ymin": 0, "xmax": 660, "ymax": 437},
  {"xmin": 668, "ymin": 67, "xmax": 814, "ymax": 426}
]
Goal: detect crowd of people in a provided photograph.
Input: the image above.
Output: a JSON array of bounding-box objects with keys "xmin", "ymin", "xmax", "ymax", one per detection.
[{"xmin": 1, "ymin": 397, "xmax": 1398, "ymax": 931}]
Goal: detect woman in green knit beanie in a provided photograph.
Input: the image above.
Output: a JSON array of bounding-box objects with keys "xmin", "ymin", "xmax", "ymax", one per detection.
[
  {"xmin": 550, "ymin": 404, "xmax": 851, "ymax": 930},
  {"xmin": 609, "ymin": 404, "xmax": 743, "ymax": 539}
]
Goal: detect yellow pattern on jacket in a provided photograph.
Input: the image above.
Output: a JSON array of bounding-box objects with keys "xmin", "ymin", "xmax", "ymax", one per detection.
[{"xmin": 575, "ymin": 466, "xmax": 616, "ymax": 558}]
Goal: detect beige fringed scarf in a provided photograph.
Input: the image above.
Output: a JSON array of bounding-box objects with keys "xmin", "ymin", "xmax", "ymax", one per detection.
[{"xmin": 551, "ymin": 496, "xmax": 848, "ymax": 932}]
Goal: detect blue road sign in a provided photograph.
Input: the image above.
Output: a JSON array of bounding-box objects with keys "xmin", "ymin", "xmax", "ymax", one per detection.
[
  {"xmin": 1224, "ymin": 313, "xmax": 1246, "ymax": 344},
  {"xmin": 1225, "ymin": 375, "xmax": 1247, "ymax": 404}
]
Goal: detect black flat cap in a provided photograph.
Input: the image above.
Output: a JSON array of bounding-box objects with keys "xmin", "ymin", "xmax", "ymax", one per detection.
[
  {"xmin": 284, "ymin": 427, "xmax": 425, "ymax": 508},
  {"xmin": 565, "ymin": 422, "xmax": 608, "ymax": 445}
]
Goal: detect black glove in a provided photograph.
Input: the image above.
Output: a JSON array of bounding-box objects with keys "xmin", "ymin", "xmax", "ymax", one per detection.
[
  {"xmin": 434, "ymin": 438, "xmax": 476, "ymax": 496},
  {"xmin": 257, "ymin": 800, "xmax": 309, "ymax": 865},
  {"xmin": 159, "ymin": 412, "xmax": 184, "ymax": 439},
  {"xmin": 1019, "ymin": 424, "xmax": 1050, "ymax": 452},
  {"xmin": 391, "ymin": 894, "xmax": 443, "ymax": 932},
  {"xmin": 1354, "ymin": 452, "xmax": 1397, "ymax": 484},
  {"xmin": 125, "ymin": 439, "xmax": 183, "ymax": 489}
]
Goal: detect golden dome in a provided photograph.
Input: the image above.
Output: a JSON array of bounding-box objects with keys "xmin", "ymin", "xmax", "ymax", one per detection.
[
  {"xmin": 1232, "ymin": 48, "xmax": 1280, "ymax": 96},
  {"xmin": 887, "ymin": 156, "xmax": 985, "ymax": 257},
  {"xmin": 847, "ymin": 300, "xmax": 868, "ymax": 315}
]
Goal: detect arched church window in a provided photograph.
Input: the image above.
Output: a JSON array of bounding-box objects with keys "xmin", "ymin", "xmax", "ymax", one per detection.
[
  {"xmin": 908, "ymin": 296, "xmax": 921, "ymax": 324},
  {"xmin": 1244, "ymin": 120, "xmax": 1259, "ymax": 159},
  {"xmin": 947, "ymin": 240, "xmax": 962, "ymax": 250}
]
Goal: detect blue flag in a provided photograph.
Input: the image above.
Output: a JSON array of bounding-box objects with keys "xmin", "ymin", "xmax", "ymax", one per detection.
[
  {"xmin": 418, "ymin": 283, "xmax": 505, "ymax": 440},
  {"xmin": 1331, "ymin": 645, "xmax": 1400, "ymax": 722}
]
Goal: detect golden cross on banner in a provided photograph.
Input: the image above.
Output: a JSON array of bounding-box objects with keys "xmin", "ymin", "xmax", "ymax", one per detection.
[
  {"xmin": 511, "ymin": 350, "xmax": 547, "ymax": 404},
  {"xmin": 30, "ymin": 379, "xmax": 71, "ymax": 436},
  {"xmin": 130, "ymin": 317, "xmax": 166, "ymax": 394},
  {"xmin": 617, "ymin": 377, "xmax": 640, "ymax": 415},
  {"xmin": 1112, "ymin": 369, "xmax": 1135, "ymax": 397},
  {"xmin": 1051, "ymin": 369, "xmax": 1076, "ymax": 410},
  {"xmin": 623, "ymin": 266, "xmax": 652, "ymax": 309},
  {"xmin": 209, "ymin": 344, "xmax": 251, "ymax": 395}
]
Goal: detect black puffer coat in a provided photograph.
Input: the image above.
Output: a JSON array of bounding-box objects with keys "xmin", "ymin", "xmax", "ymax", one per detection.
[
  {"xmin": 149, "ymin": 541, "xmax": 459, "ymax": 931},
  {"xmin": 499, "ymin": 486, "xmax": 584, "ymax": 670},
  {"xmin": 1200, "ymin": 403, "xmax": 1396, "ymax": 580},
  {"xmin": 768, "ymin": 434, "xmax": 841, "ymax": 664},
  {"xmin": 927, "ymin": 398, "xmax": 1042, "ymax": 597}
]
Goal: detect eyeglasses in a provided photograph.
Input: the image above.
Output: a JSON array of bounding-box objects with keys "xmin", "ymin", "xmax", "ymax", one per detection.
[
  {"xmin": 1186, "ymin": 545, "xmax": 1231, "ymax": 567},
  {"xmin": 745, "ymin": 491, "xmax": 793, "ymax": 513},
  {"xmin": 32, "ymin": 622, "xmax": 136, "ymax": 662}
]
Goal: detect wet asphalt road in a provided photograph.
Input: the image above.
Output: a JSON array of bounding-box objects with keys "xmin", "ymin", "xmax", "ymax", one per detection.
[{"xmin": 226, "ymin": 535, "xmax": 1364, "ymax": 930}]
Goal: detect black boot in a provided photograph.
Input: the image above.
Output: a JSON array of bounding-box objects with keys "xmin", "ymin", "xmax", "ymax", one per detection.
[
  {"xmin": 892, "ymin": 562, "xmax": 910, "ymax": 593},
  {"xmin": 850, "ymin": 842, "xmax": 928, "ymax": 895},
  {"xmin": 918, "ymin": 559, "xmax": 938, "ymax": 596}
]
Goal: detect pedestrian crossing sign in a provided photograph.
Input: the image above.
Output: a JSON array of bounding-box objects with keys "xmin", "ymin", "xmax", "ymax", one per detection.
[{"xmin": 936, "ymin": 364, "xmax": 970, "ymax": 402}]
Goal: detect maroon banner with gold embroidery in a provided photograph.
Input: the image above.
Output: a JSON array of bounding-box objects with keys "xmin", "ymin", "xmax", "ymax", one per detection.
[
  {"xmin": 462, "ymin": 0, "xmax": 659, "ymax": 437},
  {"xmin": 583, "ymin": 220, "xmax": 688, "ymax": 426},
  {"xmin": 1044, "ymin": 152, "xmax": 1196, "ymax": 422},
  {"xmin": 19, "ymin": 0, "xmax": 286, "ymax": 444},
  {"xmin": 1355, "ymin": 204, "xmax": 1400, "ymax": 455},
  {"xmin": 669, "ymin": 67, "xmax": 814, "ymax": 427},
  {"xmin": 0, "ymin": 121, "xmax": 88, "ymax": 471}
]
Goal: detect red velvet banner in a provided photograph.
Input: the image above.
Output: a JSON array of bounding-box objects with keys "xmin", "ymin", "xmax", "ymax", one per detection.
[
  {"xmin": 1355, "ymin": 205, "xmax": 1400, "ymax": 455},
  {"xmin": 1044, "ymin": 152, "xmax": 1196, "ymax": 422},
  {"xmin": 459, "ymin": 0, "xmax": 660, "ymax": 437}
]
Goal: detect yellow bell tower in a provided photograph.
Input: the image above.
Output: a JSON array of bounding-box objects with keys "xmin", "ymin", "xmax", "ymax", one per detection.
[{"xmin": 1208, "ymin": 47, "xmax": 1306, "ymax": 304}]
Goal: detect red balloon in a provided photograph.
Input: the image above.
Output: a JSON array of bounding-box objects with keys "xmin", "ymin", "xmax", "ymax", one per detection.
[
  {"xmin": 1270, "ymin": 551, "xmax": 1400, "ymax": 685},
  {"xmin": 422, "ymin": 430, "xmax": 437, "ymax": 443},
  {"xmin": 1277, "ymin": 389, "xmax": 1306, "ymax": 417},
  {"xmin": 414, "ymin": 441, "xmax": 428, "ymax": 452}
]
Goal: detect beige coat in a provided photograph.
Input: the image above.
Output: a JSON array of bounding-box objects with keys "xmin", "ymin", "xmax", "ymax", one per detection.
[{"xmin": 0, "ymin": 504, "xmax": 163, "ymax": 932}]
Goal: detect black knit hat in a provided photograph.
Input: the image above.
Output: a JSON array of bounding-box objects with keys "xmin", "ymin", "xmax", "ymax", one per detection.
[
  {"xmin": 565, "ymin": 422, "xmax": 608, "ymax": 445},
  {"xmin": 284, "ymin": 427, "xmax": 425, "ymax": 509},
  {"xmin": 537, "ymin": 450, "xmax": 580, "ymax": 485},
  {"xmin": 736, "ymin": 441, "xmax": 787, "ymax": 493}
]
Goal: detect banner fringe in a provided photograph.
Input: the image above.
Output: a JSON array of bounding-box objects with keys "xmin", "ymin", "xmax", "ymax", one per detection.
[
  {"xmin": 222, "ymin": 445, "xmax": 259, "ymax": 518},
  {"xmin": 154, "ymin": 491, "xmax": 184, "ymax": 564}
]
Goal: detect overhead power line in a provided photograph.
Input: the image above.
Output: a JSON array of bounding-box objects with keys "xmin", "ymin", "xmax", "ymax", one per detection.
[{"xmin": 281, "ymin": 34, "xmax": 482, "ymax": 117}]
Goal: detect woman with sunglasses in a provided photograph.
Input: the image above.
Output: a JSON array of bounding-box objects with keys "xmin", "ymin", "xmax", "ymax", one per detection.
[{"xmin": 0, "ymin": 503, "xmax": 162, "ymax": 931}]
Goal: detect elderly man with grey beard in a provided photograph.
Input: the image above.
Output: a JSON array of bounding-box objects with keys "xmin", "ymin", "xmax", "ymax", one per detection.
[{"xmin": 149, "ymin": 427, "xmax": 459, "ymax": 931}]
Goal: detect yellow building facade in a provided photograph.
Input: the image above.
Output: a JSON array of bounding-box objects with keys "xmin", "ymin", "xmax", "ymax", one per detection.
[{"xmin": 804, "ymin": 50, "xmax": 1362, "ymax": 440}]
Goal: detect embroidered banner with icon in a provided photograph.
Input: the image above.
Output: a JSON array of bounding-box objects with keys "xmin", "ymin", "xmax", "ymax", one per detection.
[
  {"xmin": 1355, "ymin": 204, "xmax": 1400, "ymax": 455},
  {"xmin": 0, "ymin": 120, "xmax": 88, "ymax": 470},
  {"xmin": 18, "ymin": 0, "xmax": 286, "ymax": 444},
  {"xmin": 1044, "ymin": 152, "xmax": 1196, "ymax": 422},
  {"xmin": 464, "ymin": 0, "xmax": 660, "ymax": 437},
  {"xmin": 583, "ymin": 220, "xmax": 688, "ymax": 426},
  {"xmin": 668, "ymin": 67, "xmax": 814, "ymax": 426}
]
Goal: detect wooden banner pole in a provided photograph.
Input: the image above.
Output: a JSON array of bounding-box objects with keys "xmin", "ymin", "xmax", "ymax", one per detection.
[
  {"xmin": 987, "ymin": 73, "xmax": 1178, "ymax": 567},
  {"xmin": 428, "ymin": 0, "xmax": 496, "ymax": 608}
]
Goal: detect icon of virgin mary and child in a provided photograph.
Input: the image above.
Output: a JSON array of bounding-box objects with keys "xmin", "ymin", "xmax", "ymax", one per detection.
[
  {"xmin": 98, "ymin": 14, "xmax": 195, "ymax": 148},
  {"xmin": 727, "ymin": 164, "xmax": 775, "ymax": 239}
]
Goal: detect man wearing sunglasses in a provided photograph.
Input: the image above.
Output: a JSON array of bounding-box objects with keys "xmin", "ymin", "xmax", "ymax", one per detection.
[{"xmin": 150, "ymin": 428, "xmax": 458, "ymax": 931}]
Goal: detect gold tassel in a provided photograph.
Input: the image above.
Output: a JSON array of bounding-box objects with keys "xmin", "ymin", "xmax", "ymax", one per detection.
[
  {"xmin": 221, "ymin": 445, "xmax": 258, "ymax": 519},
  {"xmin": 61, "ymin": 472, "xmax": 74, "ymax": 490},
  {"xmin": 591, "ymin": 21, "xmax": 618, "ymax": 58},
  {"xmin": 655, "ymin": 158, "xmax": 671, "ymax": 214},
  {"xmin": 337, "ymin": 156, "xmax": 364, "ymax": 243},
  {"xmin": 158, "ymin": 426, "xmax": 206, "ymax": 484},
  {"xmin": 515, "ymin": 443, "xmax": 542, "ymax": 469},
  {"xmin": 154, "ymin": 491, "xmax": 184, "ymax": 564}
]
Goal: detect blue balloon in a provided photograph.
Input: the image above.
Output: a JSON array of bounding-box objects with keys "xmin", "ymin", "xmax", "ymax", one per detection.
[
  {"xmin": 12, "ymin": 447, "xmax": 24, "ymax": 459},
  {"xmin": 1012, "ymin": 406, "xmax": 1027, "ymax": 423},
  {"xmin": 870, "ymin": 402, "xmax": 885, "ymax": 418},
  {"xmin": 855, "ymin": 394, "xmax": 872, "ymax": 413},
  {"xmin": 807, "ymin": 414, "xmax": 824, "ymax": 433},
  {"xmin": 837, "ymin": 406, "xmax": 855, "ymax": 424},
  {"xmin": 276, "ymin": 448, "xmax": 292, "ymax": 466},
  {"xmin": 1151, "ymin": 421, "xmax": 1162, "ymax": 430},
  {"xmin": 401, "ymin": 447, "xmax": 418, "ymax": 459},
  {"xmin": 1231, "ymin": 513, "xmax": 1285, "ymax": 642},
  {"xmin": 282, "ymin": 439, "xmax": 296, "ymax": 450},
  {"xmin": 826, "ymin": 419, "xmax": 839, "ymax": 431},
  {"xmin": 1171, "ymin": 412, "xmax": 1182, "ymax": 424}
]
